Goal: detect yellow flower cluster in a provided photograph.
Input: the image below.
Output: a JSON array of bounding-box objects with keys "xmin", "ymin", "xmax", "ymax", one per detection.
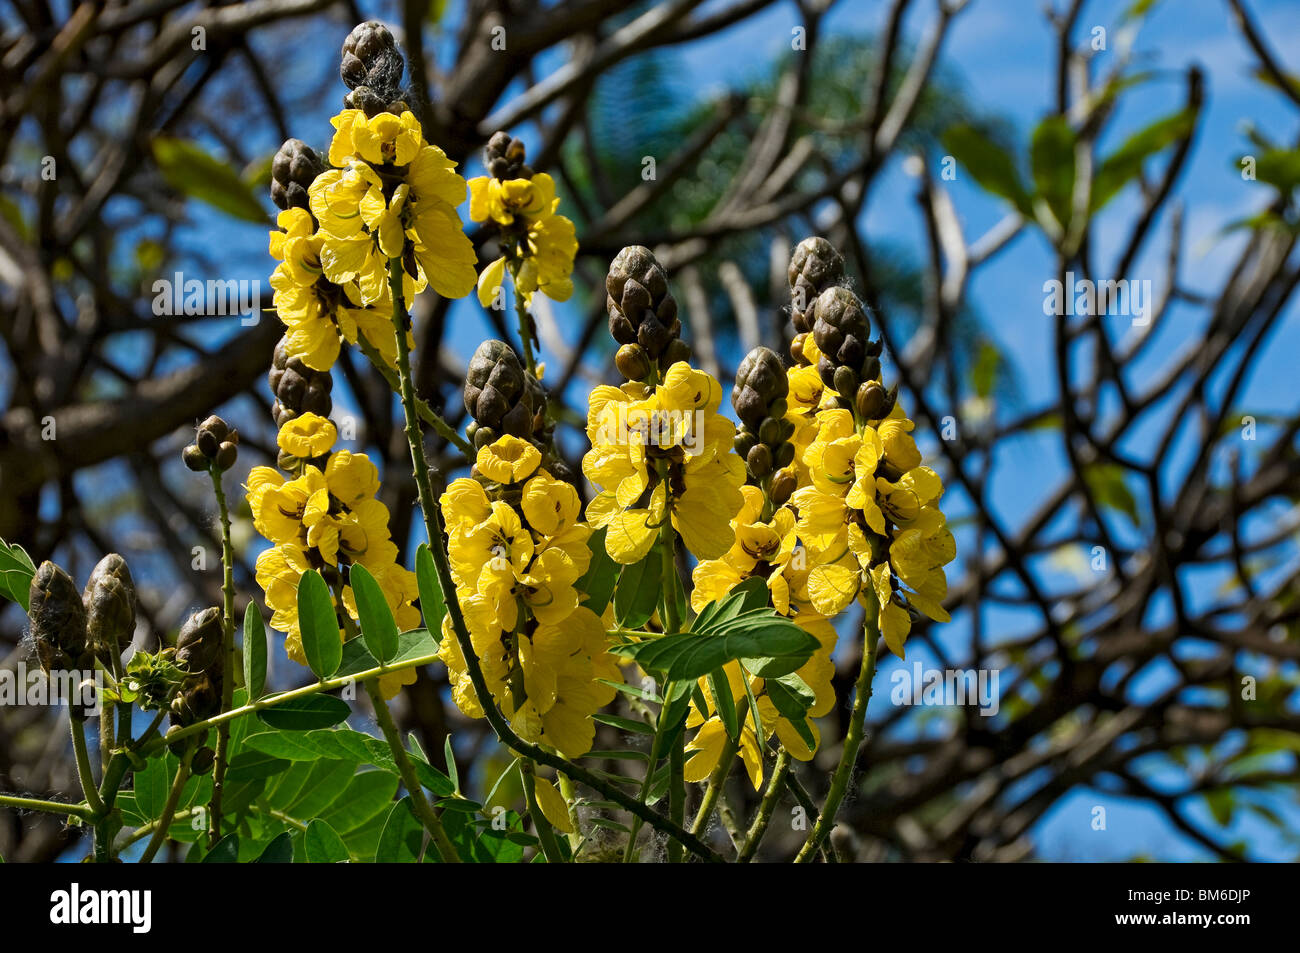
[
  {"xmin": 686, "ymin": 486, "xmax": 838, "ymax": 787},
  {"xmin": 439, "ymin": 435, "xmax": 621, "ymax": 758},
  {"xmin": 582, "ymin": 363, "xmax": 745, "ymax": 564},
  {"xmin": 468, "ymin": 172, "xmax": 577, "ymax": 307},
  {"xmin": 247, "ymin": 412, "xmax": 419, "ymax": 698},
  {"xmin": 788, "ymin": 336, "xmax": 956, "ymax": 656},
  {"xmin": 268, "ymin": 109, "xmax": 477, "ymax": 372}
]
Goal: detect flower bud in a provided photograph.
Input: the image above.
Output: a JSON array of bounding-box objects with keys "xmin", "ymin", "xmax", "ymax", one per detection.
[
  {"xmin": 484, "ymin": 131, "xmax": 533, "ymax": 180},
  {"xmin": 182, "ymin": 444, "xmax": 208, "ymax": 472},
  {"xmin": 270, "ymin": 337, "xmax": 334, "ymax": 427},
  {"xmin": 855, "ymin": 380, "xmax": 889, "ymax": 420},
  {"xmin": 191, "ymin": 747, "xmax": 216, "ymax": 775},
  {"xmin": 83, "ymin": 554, "xmax": 136, "ymax": 662},
  {"xmin": 175, "ymin": 607, "xmax": 223, "ymax": 675},
  {"xmin": 214, "ymin": 442, "xmax": 238, "ymax": 472},
  {"xmin": 615, "ymin": 343, "xmax": 651, "ymax": 382},
  {"xmin": 746, "ymin": 443, "xmax": 773, "ymax": 479},
  {"xmin": 788, "ymin": 237, "xmax": 845, "ymax": 337},
  {"xmin": 29, "ymin": 561, "xmax": 89, "ymax": 674},
  {"xmin": 271, "ymin": 139, "xmax": 323, "ymax": 212},
  {"xmin": 340, "ymin": 21, "xmax": 404, "ymax": 102},
  {"xmin": 606, "ymin": 246, "xmax": 681, "ymax": 360},
  {"xmin": 770, "ymin": 468, "xmax": 797, "ymax": 505}
]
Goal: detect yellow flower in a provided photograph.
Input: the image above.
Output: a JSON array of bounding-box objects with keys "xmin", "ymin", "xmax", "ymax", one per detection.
[
  {"xmin": 328, "ymin": 109, "xmax": 423, "ymax": 168},
  {"xmin": 277, "ymin": 412, "xmax": 337, "ymax": 459},
  {"xmin": 475, "ymin": 435, "xmax": 541, "ymax": 485},
  {"xmin": 468, "ymin": 173, "xmax": 576, "ymax": 306},
  {"xmin": 468, "ymin": 174, "xmax": 558, "ymax": 226}
]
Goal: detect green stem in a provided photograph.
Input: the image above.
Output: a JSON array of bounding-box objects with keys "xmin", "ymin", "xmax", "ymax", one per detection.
[
  {"xmin": 794, "ymin": 620, "xmax": 880, "ymax": 863},
  {"xmin": 520, "ymin": 757, "xmax": 564, "ymax": 863},
  {"xmin": 384, "ymin": 257, "xmax": 719, "ymax": 863},
  {"xmin": 0, "ymin": 793, "xmax": 92, "ymax": 820},
  {"xmin": 139, "ymin": 747, "xmax": 193, "ymax": 863},
  {"xmin": 668, "ymin": 740, "xmax": 685, "ymax": 863},
  {"xmin": 365, "ymin": 679, "xmax": 460, "ymax": 864},
  {"xmin": 69, "ymin": 717, "xmax": 105, "ymax": 817},
  {"xmin": 621, "ymin": 713, "xmax": 667, "ymax": 863},
  {"xmin": 690, "ymin": 695, "xmax": 752, "ymax": 840},
  {"xmin": 139, "ymin": 651, "xmax": 443, "ymax": 755},
  {"xmin": 786, "ymin": 769, "xmax": 837, "ymax": 863},
  {"xmin": 207, "ymin": 462, "xmax": 236, "ymax": 847},
  {"xmin": 556, "ymin": 769, "xmax": 582, "ymax": 852},
  {"xmin": 510, "ymin": 270, "xmax": 538, "ymax": 377},
  {"xmin": 737, "ymin": 748, "xmax": 790, "ymax": 862}
]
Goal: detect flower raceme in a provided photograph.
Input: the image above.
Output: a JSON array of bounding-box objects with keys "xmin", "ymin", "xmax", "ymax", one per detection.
[
  {"xmin": 266, "ymin": 106, "xmax": 477, "ymax": 374},
  {"xmin": 439, "ymin": 436, "xmax": 621, "ymax": 758},
  {"xmin": 582, "ymin": 362, "xmax": 745, "ymax": 565},
  {"xmin": 247, "ymin": 412, "xmax": 418, "ymax": 698},
  {"xmin": 468, "ymin": 135, "xmax": 578, "ymax": 308}
]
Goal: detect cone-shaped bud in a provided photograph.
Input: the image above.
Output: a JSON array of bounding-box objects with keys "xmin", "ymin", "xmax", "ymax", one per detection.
[
  {"xmin": 174, "ymin": 607, "xmax": 223, "ymax": 676},
  {"xmin": 29, "ymin": 562, "xmax": 88, "ymax": 673},
  {"xmin": 271, "ymin": 139, "xmax": 323, "ymax": 212},
  {"xmin": 606, "ymin": 246, "xmax": 683, "ymax": 365},
  {"xmin": 811, "ymin": 286, "xmax": 872, "ymax": 388},
  {"xmin": 340, "ymin": 21, "xmax": 404, "ymax": 99},
  {"xmin": 788, "ymin": 237, "xmax": 845, "ymax": 337},
  {"xmin": 270, "ymin": 337, "xmax": 334, "ymax": 428},
  {"xmin": 83, "ymin": 554, "xmax": 136, "ymax": 662},
  {"xmin": 484, "ymin": 131, "xmax": 532, "ymax": 180}
]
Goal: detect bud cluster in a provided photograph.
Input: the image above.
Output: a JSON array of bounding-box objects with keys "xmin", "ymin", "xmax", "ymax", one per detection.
[
  {"xmin": 606, "ymin": 246, "xmax": 690, "ymax": 382},
  {"xmin": 183, "ymin": 415, "xmax": 239, "ymax": 473},
  {"xmin": 463, "ymin": 340, "xmax": 568, "ymax": 478},
  {"xmin": 732, "ymin": 346, "xmax": 797, "ymax": 502},
  {"xmin": 339, "ymin": 21, "xmax": 406, "ymax": 116},
  {"xmin": 268, "ymin": 336, "xmax": 335, "ymax": 470},
  {"xmin": 484, "ymin": 131, "xmax": 533, "ymax": 181},
  {"xmin": 169, "ymin": 606, "xmax": 224, "ymax": 728},
  {"xmin": 787, "ymin": 237, "xmax": 844, "ymax": 364},
  {"xmin": 271, "ymin": 138, "xmax": 324, "ymax": 212}
]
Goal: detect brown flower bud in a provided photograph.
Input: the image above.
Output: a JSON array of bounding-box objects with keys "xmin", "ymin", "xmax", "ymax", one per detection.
[
  {"xmin": 856, "ymin": 380, "xmax": 889, "ymax": 420},
  {"xmin": 175, "ymin": 607, "xmax": 223, "ymax": 675},
  {"xmin": 770, "ymin": 468, "xmax": 797, "ymax": 506},
  {"xmin": 789, "ymin": 237, "xmax": 845, "ymax": 335},
  {"xmin": 340, "ymin": 21, "xmax": 404, "ymax": 101},
  {"xmin": 271, "ymin": 139, "xmax": 323, "ymax": 212},
  {"xmin": 29, "ymin": 561, "xmax": 89, "ymax": 674},
  {"xmin": 484, "ymin": 131, "xmax": 532, "ymax": 180},
  {"xmin": 83, "ymin": 554, "xmax": 136, "ymax": 662},
  {"xmin": 615, "ymin": 343, "xmax": 652, "ymax": 382},
  {"xmin": 182, "ymin": 444, "xmax": 208, "ymax": 472},
  {"xmin": 606, "ymin": 246, "xmax": 681, "ymax": 360}
]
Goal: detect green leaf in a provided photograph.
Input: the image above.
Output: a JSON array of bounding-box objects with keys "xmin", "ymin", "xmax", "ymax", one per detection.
[
  {"xmin": 615, "ymin": 610, "xmax": 820, "ymax": 681},
  {"xmin": 297, "ymin": 570, "xmax": 341, "ymax": 678},
  {"xmin": 576, "ymin": 527, "xmax": 618, "ymax": 615},
  {"xmin": 132, "ymin": 755, "xmax": 171, "ymax": 820},
  {"xmin": 317, "ymin": 771, "xmax": 399, "ymax": 834},
  {"xmin": 151, "ymin": 137, "xmax": 267, "ymax": 223},
  {"xmin": 335, "ymin": 626, "xmax": 438, "ymax": 679},
  {"xmin": 257, "ymin": 694, "xmax": 351, "ymax": 731},
  {"xmin": 592, "ymin": 713, "xmax": 655, "ymax": 736},
  {"xmin": 279, "ymin": 760, "xmax": 356, "ymax": 818},
  {"xmin": 1082, "ymin": 463, "xmax": 1141, "ymax": 526},
  {"xmin": 766, "ymin": 672, "xmax": 817, "ymax": 750},
  {"xmin": 374, "ymin": 796, "xmax": 424, "ymax": 862},
  {"xmin": 226, "ymin": 750, "xmax": 291, "ymax": 782},
  {"xmin": 253, "ymin": 831, "xmax": 295, "ymax": 863},
  {"xmin": 1030, "ymin": 115, "xmax": 1076, "ymax": 230},
  {"xmin": 444, "ymin": 734, "xmax": 460, "ymax": 794},
  {"xmin": 349, "ymin": 563, "xmax": 399, "ymax": 664},
  {"xmin": 691, "ymin": 577, "xmax": 771, "ymax": 633},
  {"xmin": 708, "ymin": 668, "xmax": 740, "ymax": 742},
  {"xmin": 0, "ymin": 538, "xmax": 36, "ymax": 610},
  {"xmin": 415, "ymin": 544, "xmax": 445, "ymax": 644},
  {"xmin": 201, "ymin": 833, "xmax": 240, "ymax": 863},
  {"xmin": 942, "ymin": 124, "xmax": 1033, "ymax": 216},
  {"xmin": 1093, "ymin": 109, "xmax": 1195, "ymax": 210},
  {"xmin": 971, "ymin": 340, "xmax": 1001, "ymax": 399},
  {"xmin": 1253, "ymin": 149, "xmax": 1300, "ymax": 194},
  {"xmin": 614, "ymin": 548, "xmax": 662, "ymax": 628},
  {"xmin": 1205, "ymin": 789, "xmax": 1235, "ymax": 827},
  {"xmin": 303, "ymin": 819, "xmax": 350, "ymax": 863},
  {"xmin": 242, "ymin": 603, "xmax": 267, "ymax": 700}
]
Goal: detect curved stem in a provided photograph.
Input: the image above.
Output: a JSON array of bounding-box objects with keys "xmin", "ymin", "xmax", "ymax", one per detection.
[
  {"xmin": 207, "ymin": 461, "xmax": 236, "ymax": 847},
  {"xmin": 510, "ymin": 271, "xmax": 538, "ymax": 377},
  {"xmin": 795, "ymin": 619, "xmax": 880, "ymax": 863},
  {"xmin": 365, "ymin": 679, "xmax": 460, "ymax": 864},
  {"xmin": 0, "ymin": 793, "xmax": 92, "ymax": 820},
  {"xmin": 69, "ymin": 717, "xmax": 105, "ymax": 818},
  {"xmin": 139, "ymin": 748, "xmax": 193, "ymax": 864},
  {"xmin": 737, "ymin": 748, "xmax": 790, "ymax": 862}
]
